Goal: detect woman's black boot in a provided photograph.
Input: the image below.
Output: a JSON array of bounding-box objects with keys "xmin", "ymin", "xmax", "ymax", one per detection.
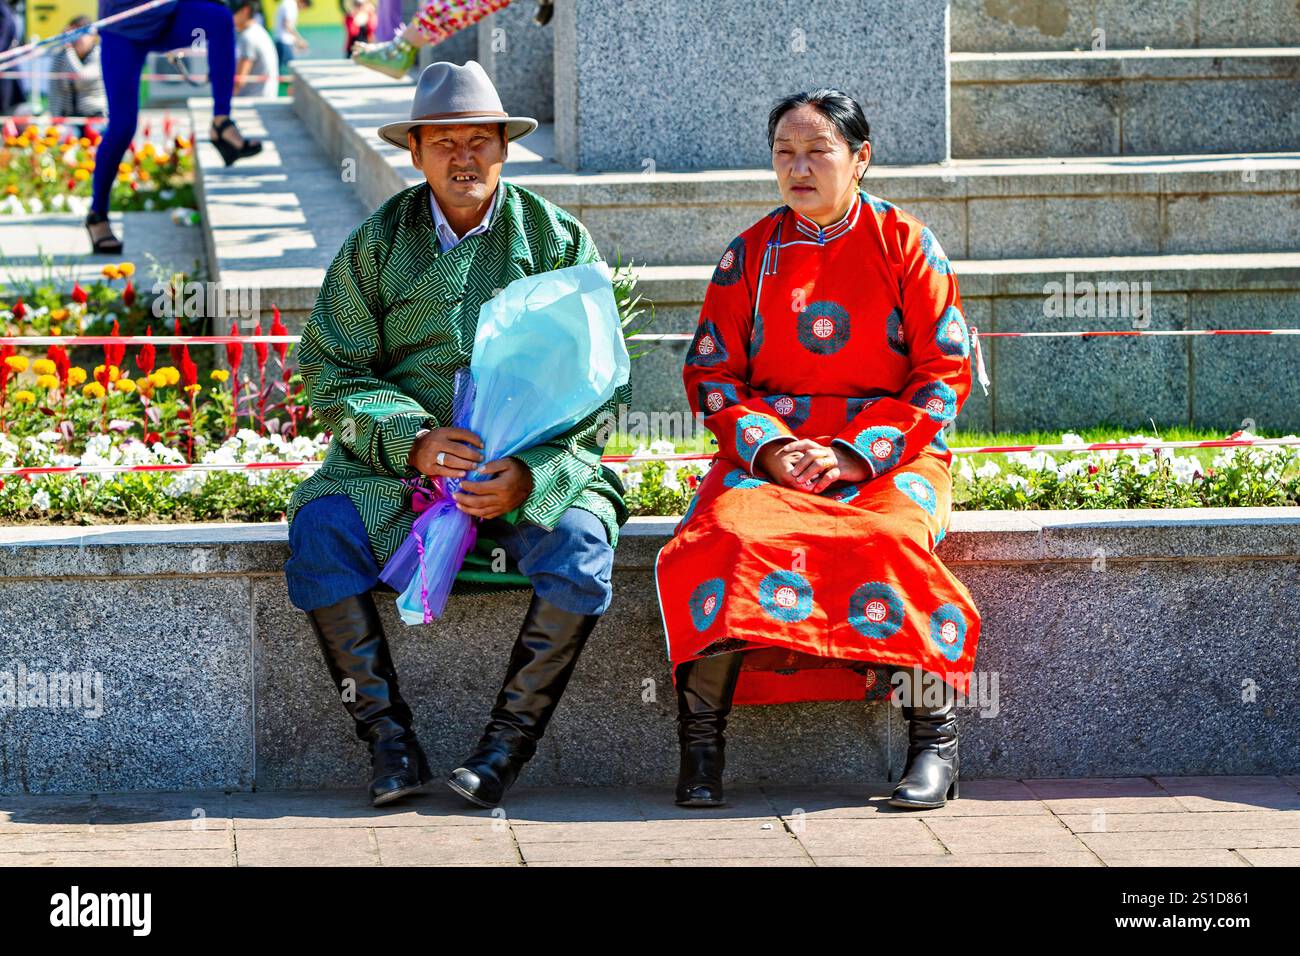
[
  {"xmin": 674, "ymin": 650, "xmax": 743, "ymax": 807},
  {"xmin": 305, "ymin": 591, "xmax": 431, "ymax": 807},
  {"xmin": 446, "ymin": 593, "xmax": 601, "ymax": 808},
  {"xmin": 888, "ymin": 666, "xmax": 959, "ymax": 809}
]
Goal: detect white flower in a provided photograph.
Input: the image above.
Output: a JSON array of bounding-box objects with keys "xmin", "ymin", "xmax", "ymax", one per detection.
[
  {"xmin": 32, "ymin": 489, "xmax": 51, "ymax": 510},
  {"xmin": 975, "ymin": 461, "xmax": 1001, "ymax": 480},
  {"xmin": 622, "ymin": 470, "xmax": 643, "ymax": 491},
  {"xmin": 1057, "ymin": 457, "xmax": 1091, "ymax": 477},
  {"xmin": 1005, "ymin": 474, "xmax": 1029, "ymax": 491},
  {"xmin": 1061, "ymin": 432, "xmax": 1087, "ymax": 447},
  {"xmin": 956, "ymin": 457, "xmax": 975, "ymax": 481}
]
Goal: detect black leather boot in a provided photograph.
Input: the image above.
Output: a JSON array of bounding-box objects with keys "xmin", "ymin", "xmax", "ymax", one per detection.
[
  {"xmin": 446, "ymin": 593, "xmax": 601, "ymax": 808},
  {"xmin": 888, "ymin": 666, "xmax": 959, "ymax": 809},
  {"xmin": 674, "ymin": 651, "xmax": 744, "ymax": 807},
  {"xmin": 305, "ymin": 591, "xmax": 432, "ymax": 807}
]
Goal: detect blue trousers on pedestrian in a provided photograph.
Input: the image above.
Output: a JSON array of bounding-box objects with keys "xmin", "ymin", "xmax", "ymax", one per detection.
[
  {"xmin": 284, "ymin": 494, "xmax": 614, "ymax": 616},
  {"xmin": 92, "ymin": 1, "xmax": 237, "ymax": 216}
]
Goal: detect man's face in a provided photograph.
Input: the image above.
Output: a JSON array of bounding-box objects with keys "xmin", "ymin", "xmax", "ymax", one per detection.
[
  {"xmin": 409, "ymin": 123, "xmax": 507, "ymax": 212},
  {"xmin": 233, "ymin": 7, "xmax": 252, "ymax": 29}
]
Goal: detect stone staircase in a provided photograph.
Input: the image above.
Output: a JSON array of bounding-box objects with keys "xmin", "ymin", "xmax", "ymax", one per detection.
[{"xmin": 190, "ymin": 3, "xmax": 1300, "ymax": 435}]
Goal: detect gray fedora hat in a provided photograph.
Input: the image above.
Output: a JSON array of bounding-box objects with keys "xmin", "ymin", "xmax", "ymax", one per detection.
[{"xmin": 377, "ymin": 60, "xmax": 538, "ymax": 150}]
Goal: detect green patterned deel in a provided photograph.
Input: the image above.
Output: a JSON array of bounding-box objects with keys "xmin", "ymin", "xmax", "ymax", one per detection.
[{"xmin": 285, "ymin": 180, "xmax": 633, "ymax": 589}]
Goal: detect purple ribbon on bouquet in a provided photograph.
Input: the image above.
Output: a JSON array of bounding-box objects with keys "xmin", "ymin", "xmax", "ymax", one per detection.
[{"xmin": 379, "ymin": 368, "xmax": 479, "ymax": 623}]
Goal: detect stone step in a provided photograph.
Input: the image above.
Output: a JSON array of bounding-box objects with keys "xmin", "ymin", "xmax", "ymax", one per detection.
[
  {"xmin": 951, "ymin": 0, "xmax": 1300, "ymax": 53},
  {"xmin": 188, "ymin": 94, "xmax": 370, "ymax": 332},
  {"xmin": 3, "ymin": 510, "xmax": 1297, "ymax": 793},
  {"xmin": 191, "ymin": 86, "xmax": 1300, "ymax": 433},
  {"xmin": 292, "ymin": 62, "xmax": 1300, "ymax": 263},
  {"xmin": 951, "ymin": 48, "xmax": 1300, "ymax": 158}
]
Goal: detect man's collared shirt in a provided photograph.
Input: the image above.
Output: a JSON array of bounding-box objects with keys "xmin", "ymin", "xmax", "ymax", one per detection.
[{"xmin": 429, "ymin": 183, "xmax": 502, "ymax": 253}]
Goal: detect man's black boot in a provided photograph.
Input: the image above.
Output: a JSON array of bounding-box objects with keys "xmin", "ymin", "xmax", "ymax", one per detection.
[
  {"xmin": 305, "ymin": 591, "xmax": 432, "ymax": 807},
  {"xmin": 447, "ymin": 593, "xmax": 601, "ymax": 808}
]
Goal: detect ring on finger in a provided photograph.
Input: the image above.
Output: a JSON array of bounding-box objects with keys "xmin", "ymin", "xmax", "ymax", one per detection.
[{"xmin": 436, "ymin": 451, "xmax": 446, "ymax": 467}]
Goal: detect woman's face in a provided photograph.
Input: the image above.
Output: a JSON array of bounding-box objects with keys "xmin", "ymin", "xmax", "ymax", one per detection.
[{"xmin": 772, "ymin": 104, "xmax": 870, "ymax": 224}]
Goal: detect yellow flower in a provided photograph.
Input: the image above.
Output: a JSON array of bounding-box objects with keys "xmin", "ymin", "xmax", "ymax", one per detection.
[
  {"xmin": 137, "ymin": 168, "xmax": 151, "ymax": 182},
  {"xmin": 51, "ymin": 308, "xmax": 68, "ymax": 321},
  {"xmin": 32, "ymin": 142, "xmax": 46, "ymax": 155},
  {"xmin": 32, "ymin": 358, "xmax": 56, "ymax": 376},
  {"xmin": 3, "ymin": 184, "xmax": 16, "ymax": 195},
  {"xmin": 68, "ymin": 367, "xmax": 87, "ymax": 385},
  {"xmin": 92, "ymin": 363, "xmax": 122, "ymax": 382},
  {"xmin": 4, "ymin": 355, "xmax": 28, "ymax": 373},
  {"xmin": 140, "ymin": 143, "xmax": 155, "ymax": 159},
  {"xmin": 73, "ymin": 168, "xmax": 89, "ymax": 182},
  {"xmin": 184, "ymin": 383, "xmax": 202, "ymax": 396},
  {"xmin": 51, "ymin": 326, "xmax": 62, "ymax": 337},
  {"xmin": 116, "ymin": 377, "xmax": 136, "ymax": 393},
  {"xmin": 160, "ymin": 366, "xmax": 180, "ymax": 385},
  {"xmin": 79, "ymin": 137, "xmax": 91, "ymax": 148},
  {"xmin": 150, "ymin": 370, "xmax": 169, "ymax": 388},
  {"xmin": 101, "ymin": 264, "xmax": 121, "ymax": 280},
  {"xmin": 12, "ymin": 389, "xmax": 35, "ymax": 404},
  {"xmin": 117, "ymin": 162, "xmax": 131, "ymax": 175},
  {"xmin": 82, "ymin": 382, "xmax": 105, "ymax": 399},
  {"xmin": 118, "ymin": 262, "xmax": 135, "ymax": 277},
  {"xmin": 210, "ymin": 369, "xmax": 230, "ymax": 383},
  {"xmin": 36, "ymin": 374, "xmax": 59, "ymax": 390}
]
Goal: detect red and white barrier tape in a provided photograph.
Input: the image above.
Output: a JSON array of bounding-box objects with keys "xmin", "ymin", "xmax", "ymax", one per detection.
[
  {"xmin": 2, "ymin": 437, "xmax": 1297, "ymax": 478},
  {"xmin": 4, "ymin": 328, "xmax": 1300, "ymax": 347}
]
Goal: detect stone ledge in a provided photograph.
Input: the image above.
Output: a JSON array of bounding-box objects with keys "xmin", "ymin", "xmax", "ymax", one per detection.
[
  {"xmin": 2, "ymin": 507, "xmax": 1297, "ymax": 793},
  {"xmin": 2, "ymin": 508, "xmax": 1297, "ymax": 577}
]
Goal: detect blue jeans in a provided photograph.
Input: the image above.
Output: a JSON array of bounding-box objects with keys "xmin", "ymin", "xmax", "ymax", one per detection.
[{"xmin": 284, "ymin": 494, "xmax": 614, "ymax": 616}]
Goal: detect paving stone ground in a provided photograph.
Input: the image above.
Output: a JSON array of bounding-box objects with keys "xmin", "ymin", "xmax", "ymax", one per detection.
[{"xmin": 3, "ymin": 775, "xmax": 1299, "ymax": 867}]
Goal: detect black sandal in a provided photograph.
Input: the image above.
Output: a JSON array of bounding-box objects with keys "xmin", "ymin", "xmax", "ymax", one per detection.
[
  {"xmin": 84, "ymin": 210, "xmax": 123, "ymax": 254},
  {"xmin": 209, "ymin": 117, "xmax": 263, "ymax": 167}
]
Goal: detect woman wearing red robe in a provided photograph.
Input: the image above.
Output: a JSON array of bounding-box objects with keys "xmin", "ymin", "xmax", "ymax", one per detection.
[{"xmin": 655, "ymin": 89, "xmax": 986, "ymax": 811}]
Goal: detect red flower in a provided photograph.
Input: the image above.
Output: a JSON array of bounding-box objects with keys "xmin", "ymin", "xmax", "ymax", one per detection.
[
  {"xmin": 224, "ymin": 321, "xmax": 243, "ymax": 372},
  {"xmin": 71, "ymin": 282, "xmax": 87, "ymax": 305},
  {"xmin": 12, "ymin": 298, "xmax": 25, "ymax": 320},
  {"xmin": 105, "ymin": 319, "xmax": 126, "ymax": 368},
  {"xmin": 47, "ymin": 345, "xmax": 70, "ymax": 384},
  {"xmin": 122, "ymin": 281, "xmax": 135, "ymax": 307},
  {"xmin": 135, "ymin": 326, "xmax": 155, "ymax": 376},
  {"xmin": 163, "ymin": 116, "xmax": 174, "ymax": 138},
  {"xmin": 0, "ymin": 343, "xmax": 14, "ymax": 390},
  {"xmin": 1087, "ymin": 464, "xmax": 1099, "ymax": 474},
  {"xmin": 179, "ymin": 344, "xmax": 198, "ymax": 387},
  {"xmin": 169, "ymin": 316, "xmax": 184, "ymax": 366},
  {"xmin": 252, "ymin": 321, "xmax": 268, "ymax": 371},
  {"xmin": 270, "ymin": 306, "xmax": 288, "ymax": 364}
]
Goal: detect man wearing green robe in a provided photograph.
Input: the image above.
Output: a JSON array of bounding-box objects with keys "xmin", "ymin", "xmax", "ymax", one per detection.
[{"xmin": 283, "ymin": 60, "xmax": 632, "ymax": 810}]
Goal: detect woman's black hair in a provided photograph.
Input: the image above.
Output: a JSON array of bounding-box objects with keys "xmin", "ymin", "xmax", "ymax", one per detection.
[{"xmin": 767, "ymin": 88, "xmax": 872, "ymax": 154}]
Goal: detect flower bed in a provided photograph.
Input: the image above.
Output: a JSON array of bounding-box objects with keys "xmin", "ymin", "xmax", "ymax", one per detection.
[
  {"xmin": 1, "ymin": 258, "xmax": 1295, "ymax": 523},
  {"xmin": 0, "ymin": 117, "xmax": 195, "ymax": 215}
]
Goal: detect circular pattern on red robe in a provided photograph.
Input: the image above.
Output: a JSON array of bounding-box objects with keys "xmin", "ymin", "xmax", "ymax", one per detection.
[
  {"xmin": 848, "ymin": 581, "xmax": 906, "ymax": 640},
  {"xmin": 852, "ymin": 424, "xmax": 906, "ymax": 474},
  {"xmin": 688, "ymin": 577, "xmax": 726, "ymax": 631},
  {"xmin": 733, "ymin": 413, "xmax": 783, "ymax": 465},
  {"xmin": 929, "ymin": 602, "xmax": 968, "ymax": 660},
  {"xmin": 935, "ymin": 305, "xmax": 969, "ymax": 357},
  {"xmin": 920, "ymin": 226, "xmax": 952, "ymax": 274},
  {"xmin": 908, "ymin": 380, "xmax": 958, "ymax": 423},
  {"xmin": 712, "ymin": 236, "xmax": 746, "ymax": 286},
  {"xmin": 686, "ymin": 320, "xmax": 729, "ymax": 367},
  {"xmin": 885, "ymin": 307, "xmax": 908, "ymax": 355},
  {"xmin": 797, "ymin": 301, "xmax": 851, "ymax": 355},
  {"xmin": 758, "ymin": 569, "xmax": 814, "ymax": 623}
]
